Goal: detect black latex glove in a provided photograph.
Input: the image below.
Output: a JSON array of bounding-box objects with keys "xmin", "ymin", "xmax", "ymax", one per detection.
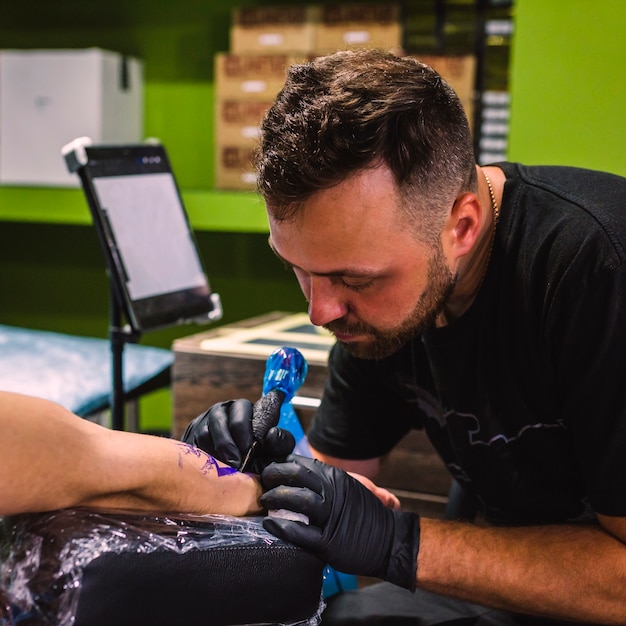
[
  {"xmin": 260, "ymin": 455, "xmax": 420, "ymax": 591},
  {"xmin": 181, "ymin": 399, "xmax": 295, "ymax": 474}
]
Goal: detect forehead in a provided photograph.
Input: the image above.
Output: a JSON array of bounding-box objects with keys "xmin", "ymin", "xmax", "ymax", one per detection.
[{"xmin": 268, "ymin": 166, "xmax": 423, "ymax": 271}]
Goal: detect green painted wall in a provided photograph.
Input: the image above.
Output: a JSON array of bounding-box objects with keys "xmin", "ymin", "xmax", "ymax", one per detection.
[{"xmin": 508, "ymin": 0, "xmax": 626, "ymax": 176}]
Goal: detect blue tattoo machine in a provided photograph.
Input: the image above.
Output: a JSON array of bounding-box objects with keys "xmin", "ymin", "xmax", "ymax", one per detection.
[{"xmin": 239, "ymin": 346, "xmax": 308, "ymax": 473}]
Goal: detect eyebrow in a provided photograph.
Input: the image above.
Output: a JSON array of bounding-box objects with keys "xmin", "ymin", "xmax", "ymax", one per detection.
[{"xmin": 267, "ymin": 237, "xmax": 385, "ymax": 280}]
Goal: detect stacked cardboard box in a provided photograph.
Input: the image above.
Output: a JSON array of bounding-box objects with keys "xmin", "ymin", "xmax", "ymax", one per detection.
[
  {"xmin": 230, "ymin": 4, "xmax": 402, "ymax": 57},
  {"xmin": 215, "ymin": 4, "xmax": 402, "ymax": 191},
  {"xmin": 315, "ymin": 4, "xmax": 402, "ymax": 54},
  {"xmin": 230, "ymin": 6, "xmax": 319, "ymax": 54},
  {"xmin": 215, "ymin": 52, "xmax": 310, "ymax": 189}
]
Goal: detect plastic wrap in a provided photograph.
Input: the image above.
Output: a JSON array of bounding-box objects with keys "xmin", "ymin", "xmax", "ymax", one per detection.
[{"xmin": 0, "ymin": 508, "xmax": 325, "ymax": 626}]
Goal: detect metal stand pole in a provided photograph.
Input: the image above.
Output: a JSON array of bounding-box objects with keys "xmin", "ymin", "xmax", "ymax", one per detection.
[{"xmin": 108, "ymin": 282, "xmax": 140, "ymax": 430}]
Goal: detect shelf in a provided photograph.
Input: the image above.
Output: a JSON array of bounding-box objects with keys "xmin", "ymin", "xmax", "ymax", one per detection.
[{"xmin": 0, "ymin": 186, "xmax": 269, "ymax": 233}]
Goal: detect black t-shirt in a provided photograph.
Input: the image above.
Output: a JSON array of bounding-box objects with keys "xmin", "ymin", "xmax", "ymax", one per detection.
[{"xmin": 308, "ymin": 163, "xmax": 626, "ymax": 525}]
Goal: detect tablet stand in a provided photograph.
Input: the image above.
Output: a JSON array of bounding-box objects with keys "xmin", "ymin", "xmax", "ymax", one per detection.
[
  {"xmin": 63, "ymin": 137, "xmax": 222, "ymax": 430},
  {"xmin": 109, "ymin": 283, "xmax": 141, "ymax": 430}
]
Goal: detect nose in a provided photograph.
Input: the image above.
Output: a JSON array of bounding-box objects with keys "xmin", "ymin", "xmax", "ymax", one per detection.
[{"xmin": 306, "ymin": 276, "xmax": 348, "ymax": 327}]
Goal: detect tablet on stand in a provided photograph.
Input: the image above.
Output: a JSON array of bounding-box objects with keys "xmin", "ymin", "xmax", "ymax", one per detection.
[{"xmin": 63, "ymin": 137, "xmax": 222, "ymax": 430}]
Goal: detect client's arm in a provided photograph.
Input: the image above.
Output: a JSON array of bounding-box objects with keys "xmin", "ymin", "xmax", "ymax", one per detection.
[{"xmin": 0, "ymin": 391, "xmax": 262, "ymax": 517}]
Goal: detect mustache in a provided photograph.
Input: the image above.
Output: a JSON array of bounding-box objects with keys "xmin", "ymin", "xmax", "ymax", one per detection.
[{"xmin": 324, "ymin": 318, "xmax": 376, "ymax": 336}]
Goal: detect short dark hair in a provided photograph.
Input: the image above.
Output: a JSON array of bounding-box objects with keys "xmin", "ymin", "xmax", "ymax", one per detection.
[{"xmin": 256, "ymin": 49, "xmax": 477, "ymax": 242}]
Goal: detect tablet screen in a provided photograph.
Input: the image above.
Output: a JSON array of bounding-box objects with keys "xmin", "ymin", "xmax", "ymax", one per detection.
[
  {"xmin": 74, "ymin": 143, "xmax": 220, "ymax": 332},
  {"xmin": 92, "ymin": 173, "xmax": 206, "ymax": 300}
]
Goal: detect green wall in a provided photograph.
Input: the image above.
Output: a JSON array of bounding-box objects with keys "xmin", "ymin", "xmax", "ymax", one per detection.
[{"xmin": 508, "ymin": 0, "xmax": 626, "ymax": 176}]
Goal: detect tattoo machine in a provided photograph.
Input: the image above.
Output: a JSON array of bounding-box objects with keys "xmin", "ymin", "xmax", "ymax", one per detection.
[{"xmin": 239, "ymin": 346, "xmax": 308, "ymax": 473}]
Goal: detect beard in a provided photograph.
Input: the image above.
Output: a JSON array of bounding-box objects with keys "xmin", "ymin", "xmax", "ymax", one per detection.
[{"xmin": 324, "ymin": 245, "xmax": 457, "ymax": 360}]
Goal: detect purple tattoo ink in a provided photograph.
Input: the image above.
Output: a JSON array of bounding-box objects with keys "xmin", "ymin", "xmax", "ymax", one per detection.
[{"xmin": 177, "ymin": 443, "xmax": 237, "ymax": 476}]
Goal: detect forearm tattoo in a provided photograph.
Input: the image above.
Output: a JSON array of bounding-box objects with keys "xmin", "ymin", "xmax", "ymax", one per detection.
[{"xmin": 177, "ymin": 443, "xmax": 238, "ymax": 477}]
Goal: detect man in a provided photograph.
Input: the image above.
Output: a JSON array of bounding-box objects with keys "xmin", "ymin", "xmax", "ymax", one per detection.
[{"xmin": 184, "ymin": 50, "xmax": 626, "ymax": 624}]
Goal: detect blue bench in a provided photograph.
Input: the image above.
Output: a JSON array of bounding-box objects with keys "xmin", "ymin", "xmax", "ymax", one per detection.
[{"xmin": 0, "ymin": 325, "xmax": 173, "ymax": 428}]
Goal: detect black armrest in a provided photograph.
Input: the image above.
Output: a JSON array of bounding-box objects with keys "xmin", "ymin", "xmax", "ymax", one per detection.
[{"xmin": 1, "ymin": 508, "xmax": 325, "ymax": 626}]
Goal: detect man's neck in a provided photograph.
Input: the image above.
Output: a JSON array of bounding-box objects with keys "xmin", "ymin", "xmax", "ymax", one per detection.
[{"xmin": 438, "ymin": 166, "xmax": 503, "ymax": 326}]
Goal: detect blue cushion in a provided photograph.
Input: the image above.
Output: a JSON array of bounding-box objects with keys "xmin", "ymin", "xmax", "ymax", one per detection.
[{"xmin": 0, "ymin": 325, "xmax": 172, "ymax": 416}]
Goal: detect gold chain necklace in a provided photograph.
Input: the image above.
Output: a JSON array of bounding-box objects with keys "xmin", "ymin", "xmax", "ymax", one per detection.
[
  {"xmin": 481, "ymin": 169, "xmax": 500, "ymax": 285},
  {"xmin": 483, "ymin": 170, "xmax": 500, "ymax": 226}
]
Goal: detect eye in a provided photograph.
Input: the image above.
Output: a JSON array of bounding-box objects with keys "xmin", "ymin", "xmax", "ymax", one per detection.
[{"xmin": 340, "ymin": 278, "xmax": 375, "ymax": 292}]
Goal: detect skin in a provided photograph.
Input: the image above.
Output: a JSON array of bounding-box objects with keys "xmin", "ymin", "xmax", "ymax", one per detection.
[
  {"xmin": 268, "ymin": 163, "xmax": 626, "ymax": 623},
  {"xmin": 0, "ymin": 391, "xmax": 262, "ymax": 518}
]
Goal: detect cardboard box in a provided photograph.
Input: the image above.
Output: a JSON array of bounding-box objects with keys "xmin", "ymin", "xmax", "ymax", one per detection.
[
  {"xmin": 231, "ymin": 6, "xmax": 319, "ymax": 54},
  {"xmin": 214, "ymin": 52, "xmax": 308, "ymax": 190},
  {"xmin": 215, "ymin": 99, "xmax": 272, "ymax": 145},
  {"xmin": 215, "ymin": 52, "xmax": 310, "ymax": 101},
  {"xmin": 214, "ymin": 143, "xmax": 258, "ymax": 191},
  {"xmin": 0, "ymin": 48, "xmax": 143, "ymax": 187},
  {"xmin": 315, "ymin": 4, "xmax": 402, "ymax": 53}
]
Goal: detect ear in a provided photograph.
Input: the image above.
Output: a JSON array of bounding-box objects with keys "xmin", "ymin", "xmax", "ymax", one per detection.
[{"xmin": 443, "ymin": 192, "xmax": 482, "ymax": 261}]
